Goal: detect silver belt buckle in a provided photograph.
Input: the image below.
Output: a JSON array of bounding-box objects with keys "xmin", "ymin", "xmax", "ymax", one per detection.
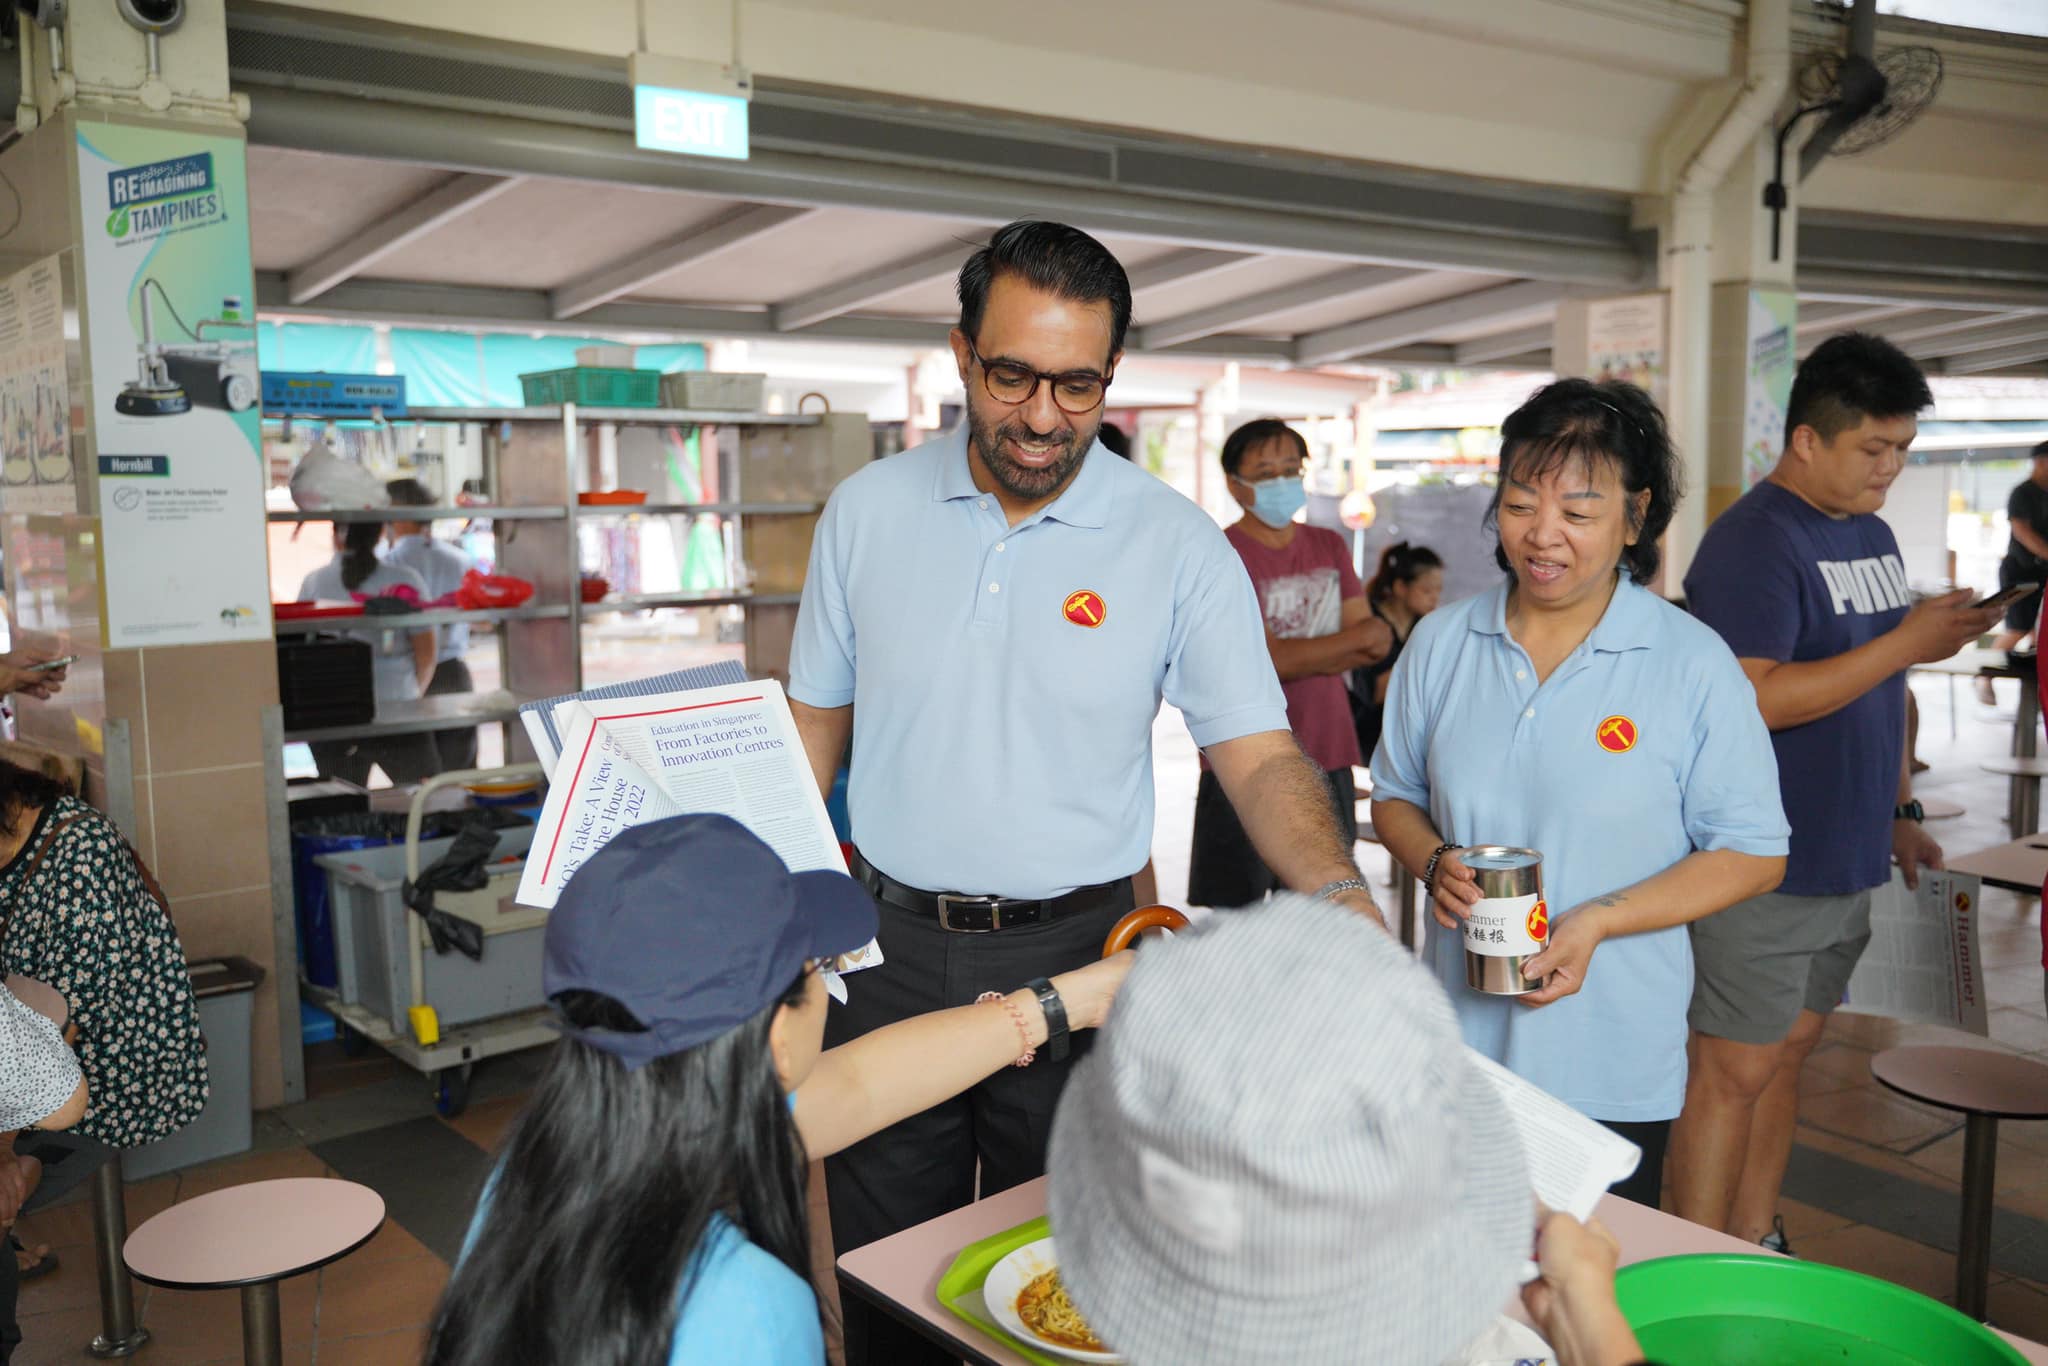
[{"xmin": 937, "ymin": 893, "xmax": 1003, "ymax": 932}]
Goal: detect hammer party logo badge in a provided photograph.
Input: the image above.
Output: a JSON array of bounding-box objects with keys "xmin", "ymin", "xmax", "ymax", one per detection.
[
  {"xmin": 1595, "ymin": 715, "xmax": 1638, "ymax": 754},
  {"xmin": 1063, "ymin": 590, "xmax": 1107, "ymax": 629},
  {"xmin": 1527, "ymin": 899, "xmax": 1549, "ymax": 943}
]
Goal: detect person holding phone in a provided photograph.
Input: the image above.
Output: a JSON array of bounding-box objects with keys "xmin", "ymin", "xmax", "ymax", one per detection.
[
  {"xmin": 1670, "ymin": 333, "xmax": 2003, "ymax": 1251},
  {"xmin": 1987, "ymin": 438, "xmax": 2048, "ymax": 698}
]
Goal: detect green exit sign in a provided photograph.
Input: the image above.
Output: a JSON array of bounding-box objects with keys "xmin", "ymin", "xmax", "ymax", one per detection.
[{"xmin": 629, "ymin": 53, "xmax": 751, "ymax": 161}]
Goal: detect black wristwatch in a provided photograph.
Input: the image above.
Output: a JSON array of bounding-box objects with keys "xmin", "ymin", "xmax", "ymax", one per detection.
[
  {"xmin": 1025, "ymin": 977, "xmax": 1070, "ymax": 1063},
  {"xmin": 1894, "ymin": 800, "xmax": 1925, "ymax": 823}
]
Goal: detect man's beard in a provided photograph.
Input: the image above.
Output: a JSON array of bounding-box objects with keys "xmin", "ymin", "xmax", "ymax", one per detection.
[{"xmin": 968, "ymin": 404, "xmax": 1093, "ymax": 503}]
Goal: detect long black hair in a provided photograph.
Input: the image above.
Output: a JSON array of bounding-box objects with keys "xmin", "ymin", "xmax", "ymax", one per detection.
[
  {"xmin": 426, "ymin": 975, "xmax": 816, "ymax": 1366},
  {"xmin": 338, "ymin": 521, "xmax": 384, "ymax": 593},
  {"xmin": 1486, "ymin": 378, "xmax": 1679, "ymax": 584},
  {"xmin": 1366, "ymin": 541, "xmax": 1443, "ymax": 605}
]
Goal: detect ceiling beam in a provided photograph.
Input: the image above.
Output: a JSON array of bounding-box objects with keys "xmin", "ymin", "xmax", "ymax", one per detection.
[
  {"xmin": 253, "ymin": 272, "xmax": 1300, "ymax": 362},
  {"xmin": 285, "ymin": 173, "xmax": 524, "ymax": 304},
  {"xmin": 550, "ymin": 204, "xmax": 817, "ymax": 320},
  {"xmin": 773, "ymin": 242, "xmax": 969, "ymax": 332},
  {"xmin": 1914, "ymin": 315, "xmax": 2048, "ymax": 361},
  {"xmin": 1126, "ymin": 249, "xmax": 1260, "ymax": 293},
  {"xmin": 1792, "ymin": 302, "xmax": 1919, "ymax": 334},
  {"xmin": 1134, "ymin": 265, "xmax": 1414, "ymax": 350},
  {"xmin": 1942, "ymin": 340, "xmax": 2048, "ymax": 377},
  {"xmin": 240, "ymin": 88, "xmax": 1648, "ymax": 286},
  {"xmin": 1294, "ymin": 280, "xmax": 1564, "ymax": 366},
  {"xmin": 1455, "ymin": 324, "xmax": 1554, "ymax": 365},
  {"xmin": 1797, "ymin": 271, "xmax": 2048, "ymax": 314}
]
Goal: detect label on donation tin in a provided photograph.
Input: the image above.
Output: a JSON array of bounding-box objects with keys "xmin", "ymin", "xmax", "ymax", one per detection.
[{"xmin": 1465, "ymin": 893, "xmax": 1548, "ymax": 957}]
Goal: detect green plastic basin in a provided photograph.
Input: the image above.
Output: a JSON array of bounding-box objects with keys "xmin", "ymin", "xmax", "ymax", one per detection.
[{"xmin": 1615, "ymin": 1255, "xmax": 2028, "ymax": 1365}]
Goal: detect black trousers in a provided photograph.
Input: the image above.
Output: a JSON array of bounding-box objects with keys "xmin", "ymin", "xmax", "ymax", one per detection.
[
  {"xmin": 1601, "ymin": 1118, "xmax": 1671, "ymax": 1209},
  {"xmin": 1187, "ymin": 765, "xmax": 1357, "ymax": 908},
  {"xmin": 826, "ymin": 873, "xmax": 1132, "ymax": 1366},
  {"xmin": 424, "ymin": 657, "xmax": 477, "ymax": 772}
]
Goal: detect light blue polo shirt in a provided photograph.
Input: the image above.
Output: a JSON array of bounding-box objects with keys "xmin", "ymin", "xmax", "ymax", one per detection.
[
  {"xmin": 1371, "ymin": 575, "xmax": 1789, "ymax": 1122},
  {"xmin": 791, "ymin": 426, "xmax": 1287, "ymax": 899}
]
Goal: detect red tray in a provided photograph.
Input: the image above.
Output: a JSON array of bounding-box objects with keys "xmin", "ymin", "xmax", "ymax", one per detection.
[{"xmin": 273, "ymin": 601, "xmax": 365, "ymax": 621}]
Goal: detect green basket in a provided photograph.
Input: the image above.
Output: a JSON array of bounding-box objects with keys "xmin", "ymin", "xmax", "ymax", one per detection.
[
  {"xmin": 517, "ymin": 367, "xmax": 662, "ymax": 408},
  {"xmin": 1615, "ymin": 1254, "xmax": 2028, "ymax": 1365},
  {"xmin": 935, "ymin": 1215, "xmax": 1074, "ymax": 1366}
]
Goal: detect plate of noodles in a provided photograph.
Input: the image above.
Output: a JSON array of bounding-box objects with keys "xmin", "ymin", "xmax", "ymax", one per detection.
[{"xmin": 982, "ymin": 1236, "xmax": 1123, "ymax": 1363}]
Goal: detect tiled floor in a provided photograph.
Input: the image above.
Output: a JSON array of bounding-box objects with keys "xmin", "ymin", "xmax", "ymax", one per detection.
[{"xmin": 16, "ymin": 675, "xmax": 2048, "ymax": 1360}]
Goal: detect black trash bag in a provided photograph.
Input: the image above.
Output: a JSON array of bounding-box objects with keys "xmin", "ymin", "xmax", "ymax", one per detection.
[{"xmin": 402, "ymin": 818, "xmax": 508, "ymax": 962}]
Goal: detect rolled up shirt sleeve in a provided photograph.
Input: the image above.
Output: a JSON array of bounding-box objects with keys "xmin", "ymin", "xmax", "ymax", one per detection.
[
  {"xmin": 1680, "ymin": 647, "xmax": 1793, "ymax": 856},
  {"xmin": 1164, "ymin": 532, "xmax": 1290, "ymax": 749},
  {"xmin": 788, "ymin": 489, "xmax": 857, "ymax": 709}
]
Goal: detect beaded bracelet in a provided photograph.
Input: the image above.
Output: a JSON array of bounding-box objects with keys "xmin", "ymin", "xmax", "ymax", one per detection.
[{"xmin": 976, "ymin": 991, "xmax": 1035, "ymax": 1068}]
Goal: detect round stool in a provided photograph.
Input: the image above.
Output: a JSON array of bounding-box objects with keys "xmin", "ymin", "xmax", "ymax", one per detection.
[
  {"xmin": 1870, "ymin": 1046, "xmax": 2048, "ymax": 1320},
  {"xmin": 123, "ymin": 1178, "xmax": 385, "ymax": 1364}
]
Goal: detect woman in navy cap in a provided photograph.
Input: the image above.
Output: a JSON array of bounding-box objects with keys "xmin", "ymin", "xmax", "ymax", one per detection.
[{"xmin": 426, "ymin": 813, "xmax": 1133, "ymax": 1366}]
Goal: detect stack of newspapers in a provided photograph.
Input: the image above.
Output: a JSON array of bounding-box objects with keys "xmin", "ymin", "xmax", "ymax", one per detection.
[{"xmin": 512, "ymin": 664, "xmax": 880, "ymax": 979}]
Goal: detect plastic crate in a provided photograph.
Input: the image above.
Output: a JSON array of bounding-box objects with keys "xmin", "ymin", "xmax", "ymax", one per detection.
[
  {"xmin": 519, "ymin": 367, "xmax": 662, "ymax": 408},
  {"xmin": 660, "ymin": 371, "xmax": 766, "ymax": 412},
  {"xmin": 317, "ymin": 822, "xmax": 543, "ymax": 1036}
]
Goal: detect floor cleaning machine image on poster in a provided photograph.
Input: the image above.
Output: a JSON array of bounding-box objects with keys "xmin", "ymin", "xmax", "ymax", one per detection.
[{"xmin": 76, "ymin": 122, "xmax": 270, "ymax": 645}]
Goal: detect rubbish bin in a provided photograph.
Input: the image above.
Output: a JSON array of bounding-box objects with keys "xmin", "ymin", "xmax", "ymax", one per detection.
[{"xmin": 124, "ymin": 957, "xmax": 265, "ymax": 1180}]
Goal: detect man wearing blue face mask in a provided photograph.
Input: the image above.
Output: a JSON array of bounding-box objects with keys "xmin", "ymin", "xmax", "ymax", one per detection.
[{"xmin": 1189, "ymin": 419, "xmax": 1394, "ymax": 907}]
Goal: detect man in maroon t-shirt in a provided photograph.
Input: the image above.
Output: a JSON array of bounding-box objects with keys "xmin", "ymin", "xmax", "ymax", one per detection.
[{"xmin": 1188, "ymin": 419, "xmax": 1392, "ymax": 907}]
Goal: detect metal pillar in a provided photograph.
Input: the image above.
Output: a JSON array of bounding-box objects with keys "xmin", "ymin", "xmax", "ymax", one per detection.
[
  {"xmin": 1956, "ymin": 1113, "xmax": 1999, "ymax": 1320},
  {"xmin": 85, "ymin": 1157, "xmax": 147, "ymax": 1358}
]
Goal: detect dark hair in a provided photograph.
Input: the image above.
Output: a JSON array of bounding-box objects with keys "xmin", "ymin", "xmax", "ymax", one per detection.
[
  {"xmin": 957, "ymin": 221, "xmax": 1132, "ymax": 365},
  {"xmin": 385, "ymin": 478, "xmax": 435, "ymax": 508},
  {"xmin": 1367, "ymin": 542, "xmax": 1444, "ymax": 605},
  {"xmin": 2034, "ymin": 439, "xmax": 2048, "ymax": 459},
  {"xmin": 1786, "ymin": 332, "xmax": 1933, "ymax": 446},
  {"xmin": 1487, "ymin": 378, "xmax": 1679, "ymax": 584},
  {"xmin": 1098, "ymin": 422, "xmax": 1132, "ymax": 459},
  {"xmin": 338, "ymin": 521, "xmax": 383, "ymax": 593},
  {"xmin": 0, "ymin": 758, "xmax": 69, "ymax": 836},
  {"xmin": 1219, "ymin": 419, "xmax": 1308, "ymax": 479},
  {"xmin": 427, "ymin": 976, "xmax": 816, "ymax": 1366}
]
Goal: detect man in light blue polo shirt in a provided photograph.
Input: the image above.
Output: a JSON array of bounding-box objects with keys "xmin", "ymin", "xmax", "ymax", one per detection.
[{"xmin": 789, "ymin": 220, "xmax": 1380, "ymax": 1366}]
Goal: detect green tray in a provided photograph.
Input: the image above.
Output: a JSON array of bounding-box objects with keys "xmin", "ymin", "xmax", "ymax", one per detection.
[
  {"xmin": 935, "ymin": 1214, "xmax": 1076, "ymax": 1366},
  {"xmin": 1616, "ymin": 1254, "xmax": 2028, "ymax": 1365},
  {"xmin": 517, "ymin": 367, "xmax": 662, "ymax": 407}
]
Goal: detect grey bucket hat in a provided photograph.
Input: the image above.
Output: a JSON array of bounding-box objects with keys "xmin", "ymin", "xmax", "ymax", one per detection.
[{"xmin": 1047, "ymin": 895, "xmax": 1530, "ymax": 1365}]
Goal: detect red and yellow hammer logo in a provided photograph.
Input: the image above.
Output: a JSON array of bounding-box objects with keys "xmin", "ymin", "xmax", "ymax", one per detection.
[
  {"xmin": 1595, "ymin": 715, "xmax": 1638, "ymax": 754},
  {"xmin": 1063, "ymin": 590, "xmax": 1107, "ymax": 629},
  {"xmin": 1527, "ymin": 899, "xmax": 1549, "ymax": 943}
]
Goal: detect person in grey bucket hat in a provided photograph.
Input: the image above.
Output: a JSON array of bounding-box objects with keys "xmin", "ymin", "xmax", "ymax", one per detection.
[{"xmin": 1048, "ymin": 894, "xmax": 1648, "ymax": 1365}]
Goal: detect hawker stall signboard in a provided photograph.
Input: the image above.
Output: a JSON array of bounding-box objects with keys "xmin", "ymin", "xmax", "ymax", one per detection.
[
  {"xmin": 1741, "ymin": 288, "xmax": 1798, "ymax": 494},
  {"xmin": 75, "ymin": 120, "xmax": 270, "ymax": 646}
]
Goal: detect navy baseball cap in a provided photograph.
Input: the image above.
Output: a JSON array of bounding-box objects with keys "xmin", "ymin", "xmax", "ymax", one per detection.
[{"xmin": 542, "ymin": 814, "xmax": 877, "ymax": 1070}]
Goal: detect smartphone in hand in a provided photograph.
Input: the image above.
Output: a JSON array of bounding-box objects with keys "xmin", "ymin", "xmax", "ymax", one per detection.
[{"xmin": 1971, "ymin": 584, "xmax": 2039, "ymax": 613}]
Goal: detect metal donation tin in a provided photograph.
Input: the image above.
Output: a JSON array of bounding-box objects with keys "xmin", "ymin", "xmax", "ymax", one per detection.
[{"xmin": 1461, "ymin": 846, "xmax": 1548, "ymax": 996}]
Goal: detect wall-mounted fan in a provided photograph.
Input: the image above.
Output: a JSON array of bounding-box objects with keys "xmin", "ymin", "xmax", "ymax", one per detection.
[{"xmin": 1764, "ymin": 0, "xmax": 1943, "ymax": 260}]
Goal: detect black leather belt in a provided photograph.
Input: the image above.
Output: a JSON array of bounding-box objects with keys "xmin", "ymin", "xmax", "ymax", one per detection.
[{"xmin": 852, "ymin": 850, "xmax": 1127, "ymax": 933}]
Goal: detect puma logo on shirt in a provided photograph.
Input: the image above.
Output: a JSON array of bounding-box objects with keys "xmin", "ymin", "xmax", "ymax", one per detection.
[{"xmin": 1816, "ymin": 554, "xmax": 1909, "ymax": 616}]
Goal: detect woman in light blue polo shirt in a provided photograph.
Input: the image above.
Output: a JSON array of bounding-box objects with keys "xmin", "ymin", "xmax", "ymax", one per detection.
[{"xmin": 1370, "ymin": 378, "xmax": 1789, "ymax": 1208}]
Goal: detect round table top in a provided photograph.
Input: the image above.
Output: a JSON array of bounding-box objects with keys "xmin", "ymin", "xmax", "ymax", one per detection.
[
  {"xmin": 125, "ymin": 1178, "xmax": 385, "ymax": 1290},
  {"xmin": 1871, "ymin": 1046, "xmax": 2048, "ymax": 1120}
]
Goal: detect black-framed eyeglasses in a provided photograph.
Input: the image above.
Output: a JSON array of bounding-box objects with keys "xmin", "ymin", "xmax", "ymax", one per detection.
[{"xmin": 965, "ymin": 339, "xmax": 1113, "ymax": 415}]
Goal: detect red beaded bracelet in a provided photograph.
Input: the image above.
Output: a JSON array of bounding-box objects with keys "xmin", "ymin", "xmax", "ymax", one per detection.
[{"xmin": 977, "ymin": 991, "xmax": 1035, "ymax": 1068}]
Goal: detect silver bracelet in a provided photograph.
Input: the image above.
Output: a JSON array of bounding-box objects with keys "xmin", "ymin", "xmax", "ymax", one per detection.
[{"xmin": 1311, "ymin": 878, "xmax": 1372, "ymax": 903}]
